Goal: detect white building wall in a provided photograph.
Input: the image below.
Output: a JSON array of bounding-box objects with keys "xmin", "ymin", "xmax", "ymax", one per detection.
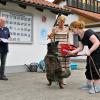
[
  {"xmin": 58, "ymin": 1, "xmax": 66, "ymax": 7},
  {"xmin": 0, "ymin": 2, "xmax": 56, "ymax": 73}
]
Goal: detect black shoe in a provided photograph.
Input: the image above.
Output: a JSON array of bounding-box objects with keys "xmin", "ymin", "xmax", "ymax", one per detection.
[{"xmin": 0, "ymin": 76, "xmax": 8, "ymax": 80}]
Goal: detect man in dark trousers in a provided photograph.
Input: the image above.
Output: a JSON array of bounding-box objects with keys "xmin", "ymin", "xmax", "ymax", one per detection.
[{"xmin": 0, "ymin": 17, "xmax": 10, "ymax": 80}]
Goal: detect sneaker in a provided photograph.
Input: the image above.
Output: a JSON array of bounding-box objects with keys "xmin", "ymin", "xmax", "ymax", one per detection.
[
  {"xmin": 89, "ymin": 87, "xmax": 95, "ymax": 94},
  {"xmin": 0, "ymin": 75, "xmax": 8, "ymax": 81},
  {"xmin": 80, "ymin": 83, "xmax": 92, "ymax": 90},
  {"xmin": 89, "ymin": 85, "xmax": 100, "ymax": 94},
  {"xmin": 95, "ymin": 86, "xmax": 100, "ymax": 93}
]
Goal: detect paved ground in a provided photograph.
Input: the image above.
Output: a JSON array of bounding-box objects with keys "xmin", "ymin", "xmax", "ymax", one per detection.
[{"xmin": 0, "ymin": 69, "xmax": 100, "ymax": 100}]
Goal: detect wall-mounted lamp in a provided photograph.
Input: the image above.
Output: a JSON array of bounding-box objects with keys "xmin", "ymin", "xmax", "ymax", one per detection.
[
  {"xmin": 19, "ymin": 4, "xmax": 27, "ymax": 9},
  {"xmin": 0, "ymin": 0, "xmax": 6, "ymax": 5},
  {"xmin": 35, "ymin": 7, "xmax": 43, "ymax": 12}
]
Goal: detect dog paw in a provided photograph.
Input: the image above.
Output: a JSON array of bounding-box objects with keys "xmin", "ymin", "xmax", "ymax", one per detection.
[
  {"xmin": 47, "ymin": 83, "xmax": 51, "ymax": 86},
  {"xmin": 60, "ymin": 85, "xmax": 64, "ymax": 89},
  {"xmin": 47, "ymin": 82, "xmax": 52, "ymax": 86},
  {"xmin": 59, "ymin": 83, "xmax": 64, "ymax": 89},
  {"xmin": 62, "ymin": 83, "xmax": 66, "ymax": 85}
]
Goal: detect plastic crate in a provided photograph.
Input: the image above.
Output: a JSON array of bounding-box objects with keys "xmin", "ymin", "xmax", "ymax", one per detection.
[{"xmin": 70, "ymin": 63, "xmax": 78, "ymax": 70}]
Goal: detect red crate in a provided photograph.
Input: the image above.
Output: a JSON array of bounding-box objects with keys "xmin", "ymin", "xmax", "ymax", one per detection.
[{"xmin": 60, "ymin": 44, "xmax": 76, "ymax": 56}]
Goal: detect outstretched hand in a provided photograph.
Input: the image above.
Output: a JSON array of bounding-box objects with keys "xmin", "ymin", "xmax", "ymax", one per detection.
[
  {"xmin": 84, "ymin": 50, "xmax": 91, "ymax": 56},
  {"xmin": 67, "ymin": 50, "xmax": 76, "ymax": 55},
  {"xmin": 47, "ymin": 33, "xmax": 54, "ymax": 40}
]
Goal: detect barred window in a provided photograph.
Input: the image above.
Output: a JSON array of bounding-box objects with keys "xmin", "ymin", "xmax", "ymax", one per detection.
[{"xmin": 73, "ymin": 34, "xmax": 79, "ymax": 47}]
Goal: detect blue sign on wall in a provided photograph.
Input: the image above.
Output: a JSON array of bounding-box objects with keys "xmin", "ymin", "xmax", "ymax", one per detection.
[{"xmin": 40, "ymin": 28, "xmax": 47, "ymax": 40}]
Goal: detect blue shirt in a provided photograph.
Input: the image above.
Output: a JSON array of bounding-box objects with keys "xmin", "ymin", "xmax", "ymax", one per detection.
[{"xmin": 0, "ymin": 27, "xmax": 10, "ymax": 54}]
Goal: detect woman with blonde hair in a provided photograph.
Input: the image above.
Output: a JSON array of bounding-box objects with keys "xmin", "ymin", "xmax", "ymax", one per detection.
[
  {"xmin": 48, "ymin": 15, "xmax": 68, "ymax": 42},
  {"xmin": 69, "ymin": 21, "xmax": 100, "ymax": 94}
]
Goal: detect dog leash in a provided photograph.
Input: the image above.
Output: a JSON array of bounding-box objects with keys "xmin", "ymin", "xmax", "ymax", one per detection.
[
  {"xmin": 89, "ymin": 56, "xmax": 100, "ymax": 94},
  {"xmin": 89, "ymin": 56, "xmax": 96, "ymax": 93},
  {"xmin": 89, "ymin": 56, "xmax": 100, "ymax": 78}
]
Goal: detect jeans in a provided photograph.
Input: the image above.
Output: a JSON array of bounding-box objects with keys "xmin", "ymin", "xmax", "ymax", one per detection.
[{"xmin": 0, "ymin": 53, "xmax": 7, "ymax": 76}]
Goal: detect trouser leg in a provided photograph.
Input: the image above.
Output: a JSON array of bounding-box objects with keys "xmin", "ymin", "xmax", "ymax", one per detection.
[{"xmin": 0, "ymin": 53, "xmax": 7, "ymax": 76}]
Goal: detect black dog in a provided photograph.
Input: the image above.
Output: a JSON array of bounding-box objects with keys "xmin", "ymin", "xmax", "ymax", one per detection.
[{"xmin": 44, "ymin": 41, "xmax": 64, "ymax": 89}]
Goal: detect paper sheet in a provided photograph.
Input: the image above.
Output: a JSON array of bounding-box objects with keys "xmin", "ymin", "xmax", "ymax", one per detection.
[{"xmin": 0, "ymin": 38, "xmax": 9, "ymax": 43}]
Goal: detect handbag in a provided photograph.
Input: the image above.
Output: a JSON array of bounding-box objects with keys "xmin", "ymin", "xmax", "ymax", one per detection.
[{"xmin": 61, "ymin": 67, "xmax": 71, "ymax": 78}]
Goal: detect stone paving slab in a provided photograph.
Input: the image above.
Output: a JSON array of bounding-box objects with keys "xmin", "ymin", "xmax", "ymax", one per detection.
[{"xmin": 0, "ymin": 70, "xmax": 100, "ymax": 100}]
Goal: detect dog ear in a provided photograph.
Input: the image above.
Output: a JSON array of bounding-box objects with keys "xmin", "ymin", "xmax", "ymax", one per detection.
[
  {"xmin": 47, "ymin": 42, "xmax": 51, "ymax": 47},
  {"xmin": 55, "ymin": 41, "xmax": 59, "ymax": 45},
  {"xmin": 47, "ymin": 41, "xmax": 59, "ymax": 47}
]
